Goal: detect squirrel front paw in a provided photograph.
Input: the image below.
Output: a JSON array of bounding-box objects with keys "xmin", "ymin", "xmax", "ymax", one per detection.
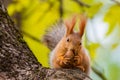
[
  {"xmin": 73, "ymin": 55, "xmax": 82, "ymax": 66},
  {"xmin": 73, "ymin": 56, "xmax": 85, "ymax": 72},
  {"xmin": 57, "ymin": 56, "xmax": 71, "ymax": 67}
]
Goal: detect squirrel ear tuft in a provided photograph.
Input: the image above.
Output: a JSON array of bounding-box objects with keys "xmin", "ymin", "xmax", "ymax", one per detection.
[
  {"xmin": 79, "ymin": 14, "xmax": 87, "ymax": 37},
  {"xmin": 64, "ymin": 16, "xmax": 76, "ymax": 36}
]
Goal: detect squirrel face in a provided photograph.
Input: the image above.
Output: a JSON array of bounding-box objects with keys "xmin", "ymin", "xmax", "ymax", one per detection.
[
  {"xmin": 64, "ymin": 33, "xmax": 82, "ymax": 56},
  {"xmin": 58, "ymin": 32, "xmax": 84, "ymax": 67}
]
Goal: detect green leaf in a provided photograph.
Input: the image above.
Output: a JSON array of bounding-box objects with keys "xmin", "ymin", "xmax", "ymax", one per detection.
[
  {"xmin": 104, "ymin": 5, "xmax": 120, "ymax": 36},
  {"xmin": 112, "ymin": 43, "xmax": 119, "ymax": 49},
  {"xmin": 87, "ymin": 43, "xmax": 100, "ymax": 60},
  {"xmin": 84, "ymin": 3, "xmax": 103, "ymax": 18}
]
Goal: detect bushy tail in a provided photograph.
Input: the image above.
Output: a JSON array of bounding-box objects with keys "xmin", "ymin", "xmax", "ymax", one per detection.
[{"xmin": 42, "ymin": 21, "xmax": 65, "ymax": 50}]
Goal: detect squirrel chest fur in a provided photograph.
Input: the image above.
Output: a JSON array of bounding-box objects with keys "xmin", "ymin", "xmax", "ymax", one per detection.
[{"xmin": 43, "ymin": 15, "xmax": 90, "ymax": 75}]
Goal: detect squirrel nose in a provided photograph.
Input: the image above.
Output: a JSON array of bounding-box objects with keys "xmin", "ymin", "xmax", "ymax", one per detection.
[{"xmin": 70, "ymin": 49, "xmax": 77, "ymax": 55}]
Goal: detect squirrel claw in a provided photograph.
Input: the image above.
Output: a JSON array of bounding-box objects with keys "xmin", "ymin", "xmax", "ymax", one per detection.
[
  {"xmin": 58, "ymin": 56, "xmax": 71, "ymax": 66},
  {"xmin": 78, "ymin": 66, "xmax": 85, "ymax": 72},
  {"xmin": 74, "ymin": 56, "xmax": 81, "ymax": 65},
  {"xmin": 63, "ymin": 58, "xmax": 71, "ymax": 65}
]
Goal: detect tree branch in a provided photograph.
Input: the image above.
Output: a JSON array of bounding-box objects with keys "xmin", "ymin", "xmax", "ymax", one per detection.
[
  {"xmin": 59, "ymin": 0, "xmax": 63, "ymax": 18},
  {"xmin": 72, "ymin": 0, "xmax": 90, "ymax": 8},
  {"xmin": 0, "ymin": 0, "xmax": 92, "ymax": 79},
  {"xmin": 22, "ymin": 31, "xmax": 41, "ymax": 44},
  {"xmin": 92, "ymin": 62, "xmax": 107, "ymax": 80},
  {"xmin": 111, "ymin": 0, "xmax": 120, "ymax": 5}
]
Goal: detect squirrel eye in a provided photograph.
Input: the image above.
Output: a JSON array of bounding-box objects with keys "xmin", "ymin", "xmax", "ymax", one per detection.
[
  {"xmin": 79, "ymin": 42, "xmax": 82, "ymax": 45},
  {"xmin": 67, "ymin": 38, "xmax": 70, "ymax": 42}
]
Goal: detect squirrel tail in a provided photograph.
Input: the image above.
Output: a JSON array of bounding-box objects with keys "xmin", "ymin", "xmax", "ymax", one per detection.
[{"xmin": 42, "ymin": 21, "xmax": 65, "ymax": 50}]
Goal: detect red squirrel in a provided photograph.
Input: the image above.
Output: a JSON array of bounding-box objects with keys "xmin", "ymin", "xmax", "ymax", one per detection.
[{"xmin": 43, "ymin": 14, "xmax": 90, "ymax": 75}]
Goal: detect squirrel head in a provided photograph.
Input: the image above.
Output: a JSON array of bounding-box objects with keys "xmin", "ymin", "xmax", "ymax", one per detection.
[{"xmin": 63, "ymin": 14, "xmax": 87, "ymax": 56}]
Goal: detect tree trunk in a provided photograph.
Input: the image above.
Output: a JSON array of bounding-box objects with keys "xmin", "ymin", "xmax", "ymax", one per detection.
[{"xmin": 0, "ymin": 0, "xmax": 91, "ymax": 80}]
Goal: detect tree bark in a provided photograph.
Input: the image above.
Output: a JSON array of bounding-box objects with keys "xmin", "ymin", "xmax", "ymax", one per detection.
[{"xmin": 0, "ymin": 0, "xmax": 92, "ymax": 80}]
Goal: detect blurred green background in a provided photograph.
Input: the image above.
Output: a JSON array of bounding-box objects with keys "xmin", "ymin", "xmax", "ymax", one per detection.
[{"xmin": 4, "ymin": 0, "xmax": 120, "ymax": 80}]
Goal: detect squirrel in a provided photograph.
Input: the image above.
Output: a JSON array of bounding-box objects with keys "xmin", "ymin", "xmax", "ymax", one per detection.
[{"xmin": 43, "ymin": 14, "xmax": 90, "ymax": 75}]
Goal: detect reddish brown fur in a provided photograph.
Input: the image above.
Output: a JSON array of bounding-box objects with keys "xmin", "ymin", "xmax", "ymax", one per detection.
[{"xmin": 50, "ymin": 15, "xmax": 90, "ymax": 75}]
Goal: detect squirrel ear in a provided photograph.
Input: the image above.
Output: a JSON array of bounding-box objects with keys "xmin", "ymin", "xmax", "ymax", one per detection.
[
  {"xmin": 79, "ymin": 14, "xmax": 87, "ymax": 37},
  {"xmin": 64, "ymin": 16, "xmax": 76, "ymax": 36}
]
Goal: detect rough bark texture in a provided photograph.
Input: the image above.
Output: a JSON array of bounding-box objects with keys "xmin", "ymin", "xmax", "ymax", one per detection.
[{"xmin": 0, "ymin": 0, "xmax": 92, "ymax": 80}]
